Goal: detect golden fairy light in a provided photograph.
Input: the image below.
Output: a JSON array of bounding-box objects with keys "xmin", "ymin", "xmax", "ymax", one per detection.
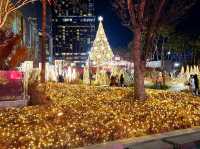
[{"xmin": 0, "ymin": 83, "xmax": 200, "ymax": 148}]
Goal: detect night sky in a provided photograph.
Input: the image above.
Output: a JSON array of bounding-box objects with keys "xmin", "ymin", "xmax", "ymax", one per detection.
[
  {"xmin": 20, "ymin": 0, "xmax": 133, "ymax": 49},
  {"xmin": 20, "ymin": 0, "xmax": 200, "ymax": 49},
  {"xmin": 95, "ymin": 0, "xmax": 133, "ymax": 49},
  {"xmin": 177, "ymin": 0, "xmax": 200, "ymax": 38}
]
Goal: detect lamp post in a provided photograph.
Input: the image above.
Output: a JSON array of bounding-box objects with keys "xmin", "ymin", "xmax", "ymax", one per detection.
[{"xmin": 167, "ymin": 51, "xmax": 171, "ymax": 60}]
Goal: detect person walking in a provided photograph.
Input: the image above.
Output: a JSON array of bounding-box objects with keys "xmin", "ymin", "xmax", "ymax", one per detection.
[
  {"xmin": 120, "ymin": 74, "xmax": 124, "ymax": 87},
  {"xmin": 189, "ymin": 75, "xmax": 196, "ymax": 95},
  {"xmin": 194, "ymin": 74, "xmax": 199, "ymax": 95},
  {"xmin": 110, "ymin": 75, "xmax": 115, "ymax": 86},
  {"xmin": 115, "ymin": 75, "xmax": 119, "ymax": 86}
]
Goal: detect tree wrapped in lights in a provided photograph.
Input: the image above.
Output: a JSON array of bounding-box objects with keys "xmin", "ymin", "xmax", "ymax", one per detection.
[
  {"xmin": 0, "ymin": 0, "xmax": 55, "ymax": 28},
  {"xmin": 180, "ymin": 66, "xmax": 185, "ymax": 75},
  {"xmin": 196, "ymin": 65, "xmax": 200, "ymax": 74},
  {"xmin": 119, "ymin": 68, "xmax": 134, "ymax": 86},
  {"xmin": 83, "ymin": 66, "xmax": 90, "ymax": 84},
  {"xmin": 94, "ymin": 69, "xmax": 109, "ymax": 85},
  {"xmin": 89, "ymin": 16, "xmax": 114, "ymax": 66},
  {"xmin": 111, "ymin": 66, "xmax": 121, "ymax": 77},
  {"xmin": 0, "ymin": 0, "xmax": 38, "ymax": 29}
]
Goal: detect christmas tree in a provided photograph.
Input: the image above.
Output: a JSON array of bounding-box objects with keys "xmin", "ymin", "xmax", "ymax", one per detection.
[
  {"xmin": 197, "ymin": 65, "xmax": 200, "ymax": 74},
  {"xmin": 94, "ymin": 69, "xmax": 109, "ymax": 85},
  {"xmin": 180, "ymin": 66, "xmax": 185, "ymax": 75},
  {"xmin": 121, "ymin": 69, "xmax": 134, "ymax": 86},
  {"xmin": 83, "ymin": 66, "xmax": 90, "ymax": 84},
  {"xmin": 111, "ymin": 66, "xmax": 121, "ymax": 77},
  {"xmin": 89, "ymin": 16, "xmax": 114, "ymax": 66}
]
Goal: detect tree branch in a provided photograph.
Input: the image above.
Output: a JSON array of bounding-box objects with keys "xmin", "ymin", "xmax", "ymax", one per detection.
[
  {"xmin": 0, "ymin": 0, "xmax": 38, "ymax": 29},
  {"xmin": 143, "ymin": 0, "xmax": 166, "ymax": 60}
]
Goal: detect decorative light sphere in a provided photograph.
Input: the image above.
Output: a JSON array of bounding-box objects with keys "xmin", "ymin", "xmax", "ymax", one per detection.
[
  {"xmin": 98, "ymin": 16, "xmax": 103, "ymax": 22},
  {"xmin": 174, "ymin": 62, "xmax": 180, "ymax": 68}
]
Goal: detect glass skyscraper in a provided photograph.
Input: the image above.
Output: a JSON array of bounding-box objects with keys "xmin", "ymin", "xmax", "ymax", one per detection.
[{"xmin": 52, "ymin": 0, "xmax": 95, "ymax": 66}]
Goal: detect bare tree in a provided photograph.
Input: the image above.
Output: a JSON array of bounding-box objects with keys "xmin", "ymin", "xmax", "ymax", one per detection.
[
  {"xmin": 113, "ymin": 0, "xmax": 196, "ymax": 100},
  {"xmin": 0, "ymin": 0, "xmax": 54, "ymax": 81}
]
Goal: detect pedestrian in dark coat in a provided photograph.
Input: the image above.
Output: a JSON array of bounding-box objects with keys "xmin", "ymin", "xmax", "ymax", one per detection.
[
  {"xmin": 194, "ymin": 74, "xmax": 199, "ymax": 95},
  {"xmin": 120, "ymin": 74, "xmax": 124, "ymax": 87}
]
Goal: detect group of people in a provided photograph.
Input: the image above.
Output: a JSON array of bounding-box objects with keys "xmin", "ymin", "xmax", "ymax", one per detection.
[
  {"xmin": 189, "ymin": 74, "xmax": 199, "ymax": 96},
  {"xmin": 110, "ymin": 74, "xmax": 125, "ymax": 87}
]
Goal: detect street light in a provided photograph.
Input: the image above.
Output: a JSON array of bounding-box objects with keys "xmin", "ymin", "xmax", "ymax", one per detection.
[
  {"xmin": 174, "ymin": 62, "xmax": 180, "ymax": 68},
  {"xmin": 167, "ymin": 51, "xmax": 171, "ymax": 55},
  {"xmin": 167, "ymin": 51, "xmax": 171, "ymax": 60}
]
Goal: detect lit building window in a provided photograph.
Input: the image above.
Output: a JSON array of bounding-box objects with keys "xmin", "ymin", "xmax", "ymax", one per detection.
[{"xmin": 52, "ymin": 0, "xmax": 95, "ymax": 65}]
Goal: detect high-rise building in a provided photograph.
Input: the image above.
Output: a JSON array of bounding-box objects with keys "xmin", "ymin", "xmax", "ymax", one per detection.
[
  {"xmin": 52, "ymin": 0, "xmax": 95, "ymax": 66},
  {"xmin": 38, "ymin": 32, "xmax": 54, "ymax": 63},
  {"xmin": 27, "ymin": 17, "xmax": 40, "ymax": 65},
  {"xmin": 3, "ymin": 10, "xmax": 26, "ymax": 43}
]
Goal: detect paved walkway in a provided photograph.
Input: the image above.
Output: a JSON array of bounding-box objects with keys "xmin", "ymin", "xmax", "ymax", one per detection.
[
  {"xmin": 168, "ymin": 83, "xmax": 188, "ymax": 92},
  {"xmin": 144, "ymin": 80, "xmax": 189, "ymax": 92}
]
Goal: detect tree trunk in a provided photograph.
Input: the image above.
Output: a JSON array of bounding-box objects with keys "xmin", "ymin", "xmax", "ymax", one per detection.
[
  {"xmin": 41, "ymin": 0, "xmax": 46, "ymax": 83},
  {"xmin": 133, "ymin": 28, "xmax": 146, "ymax": 100},
  {"xmin": 193, "ymin": 49, "xmax": 197, "ymax": 65},
  {"xmin": 161, "ymin": 38, "xmax": 166, "ymax": 86}
]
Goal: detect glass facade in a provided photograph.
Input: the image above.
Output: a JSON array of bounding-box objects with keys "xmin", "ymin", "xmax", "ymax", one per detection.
[{"xmin": 52, "ymin": 0, "xmax": 95, "ymax": 66}]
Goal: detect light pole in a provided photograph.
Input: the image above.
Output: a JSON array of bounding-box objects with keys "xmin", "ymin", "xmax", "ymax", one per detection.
[{"xmin": 167, "ymin": 51, "xmax": 171, "ymax": 60}]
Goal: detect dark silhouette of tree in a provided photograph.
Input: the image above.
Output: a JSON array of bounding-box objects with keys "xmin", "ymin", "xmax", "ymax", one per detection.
[
  {"xmin": 113, "ymin": 0, "xmax": 196, "ymax": 100},
  {"xmin": 189, "ymin": 36, "xmax": 200, "ymax": 65}
]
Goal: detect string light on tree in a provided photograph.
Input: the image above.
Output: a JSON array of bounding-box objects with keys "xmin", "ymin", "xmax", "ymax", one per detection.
[
  {"xmin": 89, "ymin": 16, "xmax": 114, "ymax": 66},
  {"xmin": 83, "ymin": 66, "xmax": 90, "ymax": 84}
]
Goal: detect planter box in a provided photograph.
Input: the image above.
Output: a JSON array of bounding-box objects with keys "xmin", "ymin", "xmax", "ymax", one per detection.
[{"xmin": 0, "ymin": 96, "xmax": 30, "ymax": 108}]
